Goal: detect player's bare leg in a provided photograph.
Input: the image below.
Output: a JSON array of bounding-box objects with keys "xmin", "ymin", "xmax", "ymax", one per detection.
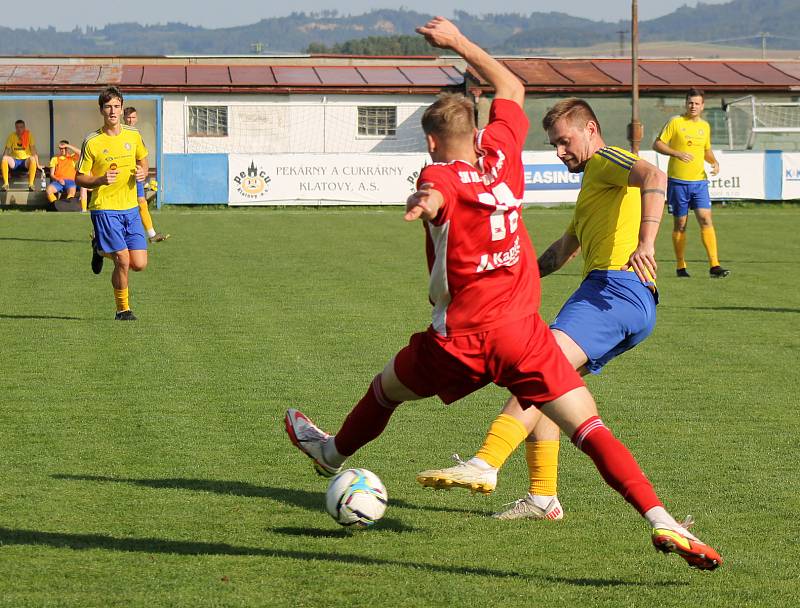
[
  {"xmin": 418, "ymin": 330, "xmax": 588, "ymax": 498},
  {"xmin": 110, "ymin": 249, "xmax": 147, "ymax": 320},
  {"xmin": 541, "ymin": 388, "xmax": 722, "ymax": 570}
]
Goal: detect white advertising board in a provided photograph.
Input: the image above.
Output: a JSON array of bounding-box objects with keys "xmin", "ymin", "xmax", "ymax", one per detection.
[
  {"xmin": 781, "ymin": 153, "xmax": 800, "ymax": 200},
  {"xmin": 228, "ymin": 154, "xmax": 428, "ymax": 205},
  {"xmin": 654, "ymin": 150, "xmax": 766, "ymax": 200}
]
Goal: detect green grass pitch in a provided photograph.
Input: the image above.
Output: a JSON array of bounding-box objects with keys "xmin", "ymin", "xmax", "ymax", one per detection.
[{"xmin": 0, "ymin": 205, "xmax": 798, "ymax": 606}]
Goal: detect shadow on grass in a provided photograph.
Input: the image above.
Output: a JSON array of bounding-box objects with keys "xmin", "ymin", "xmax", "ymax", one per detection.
[
  {"xmin": 273, "ymin": 519, "xmax": 415, "ymax": 536},
  {"xmin": 0, "ymin": 526, "xmax": 686, "ymax": 586},
  {"xmin": 0, "ymin": 313, "xmax": 81, "ymax": 320},
  {"xmin": 51, "ymin": 474, "xmax": 487, "ymax": 516},
  {"xmin": 0, "ymin": 236, "xmax": 84, "ymax": 243},
  {"xmin": 692, "ymin": 306, "xmax": 800, "ymax": 314}
]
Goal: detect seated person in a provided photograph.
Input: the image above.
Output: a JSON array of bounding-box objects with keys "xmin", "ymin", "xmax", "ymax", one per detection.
[
  {"xmin": 47, "ymin": 140, "xmax": 81, "ymax": 204},
  {"xmin": 2, "ymin": 119, "xmax": 39, "ymax": 191}
]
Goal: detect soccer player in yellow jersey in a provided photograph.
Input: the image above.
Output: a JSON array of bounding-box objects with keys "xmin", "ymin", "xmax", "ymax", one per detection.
[
  {"xmin": 76, "ymin": 86, "xmax": 149, "ymax": 321},
  {"xmin": 1, "ymin": 119, "xmax": 39, "ymax": 191},
  {"xmin": 123, "ymin": 106, "xmax": 169, "ymax": 243},
  {"xmin": 654, "ymin": 88, "xmax": 729, "ymax": 278},
  {"xmin": 418, "ymin": 98, "xmax": 669, "ymax": 522}
]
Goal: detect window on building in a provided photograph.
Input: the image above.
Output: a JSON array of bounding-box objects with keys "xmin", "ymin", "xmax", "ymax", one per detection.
[
  {"xmin": 188, "ymin": 106, "xmax": 228, "ymax": 137},
  {"xmin": 358, "ymin": 106, "xmax": 397, "ymax": 137}
]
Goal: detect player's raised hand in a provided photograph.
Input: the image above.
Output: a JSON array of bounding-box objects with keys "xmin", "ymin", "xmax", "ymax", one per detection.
[
  {"xmin": 404, "ymin": 185, "xmax": 442, "ymax": 222},
  {"xmin": 622, "ymin": 242, "xmax": 657, "ymax": 283},
  {"xmin": 416, "ymin": 16, "xmax": 464, "ymax": 51}
]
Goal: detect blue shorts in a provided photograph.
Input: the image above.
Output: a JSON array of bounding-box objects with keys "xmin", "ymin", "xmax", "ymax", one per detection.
[
  {"xmin": 51, "ymin": 179, "xmax": 76, "ymax": 193},
  {"xmin": 136, "ymin": 180, "xmax": 145, "ymax": 198},
  {"xmin": 550, "ymin": 270, "xmax": 657, "ymax": 374},
  {"xmin": 91, "ymin": 208, "xmax": 147, "ymax": 253},
  {"xmin": 10, "ymin": 158, "xmax": 29, "ymax": 171},
  {"xmin": 667, "ymin": 178, "xmax": 711, "ymax": 217}
]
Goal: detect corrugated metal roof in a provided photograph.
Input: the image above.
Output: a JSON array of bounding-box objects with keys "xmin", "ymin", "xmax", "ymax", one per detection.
[
  {"xmin": 469, "ymin": 59, "xmax": 800, "ymax": 92},
  {"xmin": 0, "ymin": 58, "xmax": 797, "ymax": 94}
]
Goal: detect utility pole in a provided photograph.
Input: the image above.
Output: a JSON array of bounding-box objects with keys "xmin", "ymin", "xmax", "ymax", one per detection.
[
  {"xmin": 760, "ymin": 32, "xmax": 768, "ymax": 59},
  {"xmin": 617, "ymin": 29, "xmax": 629, "ymax": 57},
  {"xmin": 628, "ymin": 0, "xmax": 642, "ymax": 154}
]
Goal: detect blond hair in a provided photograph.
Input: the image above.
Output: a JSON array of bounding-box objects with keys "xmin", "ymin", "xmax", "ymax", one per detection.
[
  {"xmin": 421, "ymin": 93, "xmax": 476, "ymax": 139},
  {"xmin": 542, "ymin": 98, "xmax": 602, "ymax": 135}
]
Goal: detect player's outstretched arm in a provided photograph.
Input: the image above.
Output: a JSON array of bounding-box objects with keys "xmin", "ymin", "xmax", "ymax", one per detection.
[
  {"xmin": 404, "ymin": 184, "xmax": 443, "ymax": 222},
  {"xmin": 416, "ymin": 17, "xmax": 523, "ymax": 107},
  {"xmin": 622, "ymin": 159, "xmax": 666, "ymax": 282},
  {"xmin": 537, "ymin": 232, "xmax": 580, "ymax": 278}
]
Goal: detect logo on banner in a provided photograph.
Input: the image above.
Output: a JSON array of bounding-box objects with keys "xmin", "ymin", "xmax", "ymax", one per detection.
[
  {"xmin": 786, "ymin": 168, "xmax": 800, "ymax": 182},
  {"xmin": 524, "ymin": 164, "xmax": 582, "ymax": 190},
  {"xmin": 233, "ymin": 161, "xmax": 271, "ymax": 199}
]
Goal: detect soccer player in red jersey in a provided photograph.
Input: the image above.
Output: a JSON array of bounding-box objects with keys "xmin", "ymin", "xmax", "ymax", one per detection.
[{"xmin": 285, "ymin": 17, "xmax": 721, "ymax": 571}]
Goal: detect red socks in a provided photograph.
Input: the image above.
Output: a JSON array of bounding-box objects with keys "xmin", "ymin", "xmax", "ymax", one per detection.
[
  {"xmin": 572, "ymin": 416, "xmax": 662, "ymax": 515},
  {"xmin": 333, "ymin": 375, "xmax": 401, "ymax": 457}
]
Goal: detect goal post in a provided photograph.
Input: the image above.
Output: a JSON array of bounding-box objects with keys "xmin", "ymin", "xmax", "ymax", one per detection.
[{"xmin": 723, "ymin": 95, "xmax": 800, "ymax": 149}]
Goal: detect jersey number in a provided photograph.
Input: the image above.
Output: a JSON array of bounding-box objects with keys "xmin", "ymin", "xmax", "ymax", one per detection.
[{"xmin": 479, "ymin": 183, "xmax": 520, "ymax": 242}]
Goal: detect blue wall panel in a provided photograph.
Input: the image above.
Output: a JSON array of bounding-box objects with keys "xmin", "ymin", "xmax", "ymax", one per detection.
[
  {"xmin": 764, "ymin": 150, "xmax": 782, "ymax": 200},
  {"xmin": 163, "ymin": 153, "xmax": 228, "ymax": 204}
]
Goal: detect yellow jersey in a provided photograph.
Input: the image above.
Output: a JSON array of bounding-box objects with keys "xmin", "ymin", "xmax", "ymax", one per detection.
[
  {"xmin": 567, "ymin": 146, "xmax": 644, "ymax": 280},
  {"xmin": 5, "ymin": 131, "xmax": 34, "ymax": 160},
  {"xmin": 77, "ymin": 126, "xmax": 148, "ymax": 211},
  {"xmin": 657, "ymin": 115, "xmax": 711, "ymax": 182}
]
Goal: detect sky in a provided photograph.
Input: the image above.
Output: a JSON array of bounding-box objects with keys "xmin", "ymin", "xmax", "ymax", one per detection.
[{"xmin": 8, "ymin": 0, "xmax": 732, "ymax": 31}]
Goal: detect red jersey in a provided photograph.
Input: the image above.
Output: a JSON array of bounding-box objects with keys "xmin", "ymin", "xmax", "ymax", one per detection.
[{"xmin": 417, "ymin": 99, "xmax": 540, "ymax": 337}]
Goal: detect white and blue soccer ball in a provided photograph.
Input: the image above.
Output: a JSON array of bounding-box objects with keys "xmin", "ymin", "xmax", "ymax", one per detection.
[{"xmin": 325, "ymin": 468, "xmax": 388, "ymax": 527}]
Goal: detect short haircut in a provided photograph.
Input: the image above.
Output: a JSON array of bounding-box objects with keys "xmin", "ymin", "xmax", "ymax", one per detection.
[
  {"xmin": 421, "ymin": 93, "xmax": 475, "ymax": 139},
  {"xmin": 123, "ymin": 106, "xmax": 137, "ymax": 118},
  {"xmin": 59, "ymin": 139, "xmax": 69, "ymax": 145},
  {"xmin": 542, "ymin": 98, "xmax": 602, "ymax": 135},
  {"xmin": 15, "ymin": 119, "xmax": 25, "ymax": 126},
  {"xmin": 98, "ymin": 86, "xmax": 123, "ymax": 109},
  {"xmin": 686, "ymin": 88, "xmax": 705, "ymax": 101}
]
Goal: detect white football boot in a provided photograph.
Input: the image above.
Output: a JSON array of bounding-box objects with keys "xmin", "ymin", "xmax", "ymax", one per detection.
[
  {"xmin": 492, "ymin": 495, "xmax": 564, "ymax": 520},
  {"xmin": 284, "ymin": 408, "xmax": 342, "ymax": 477}
]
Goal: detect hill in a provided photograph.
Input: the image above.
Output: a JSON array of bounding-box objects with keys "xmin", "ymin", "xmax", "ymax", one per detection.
[{"xmin": 1, "ymin": 1, "xmax": 798, "ymax": 56}]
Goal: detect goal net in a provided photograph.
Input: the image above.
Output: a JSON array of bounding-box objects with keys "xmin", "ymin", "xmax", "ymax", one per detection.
[{"xmin": 724, "ymin": 95, "xmax": 800, "ymax": 149}]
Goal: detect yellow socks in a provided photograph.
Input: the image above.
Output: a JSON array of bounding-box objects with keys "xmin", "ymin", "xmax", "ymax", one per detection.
[
  {"xmin": 526, "ymin": 440, "xmax": 560, "ymax": 496},
  {"xmin": 672, "ymin": 231, "xmax": 687, "ymax": 270},
  {"xmin": 475, "ymin": 413, "xmax": 528, "ymax": 469},
  {"xmin": 138, "ymin": 199, "xmax": 155, "ymax": 235},
  {"xmin": 1, "ymin": 161, "xmax": 8, "ymax": 186},
  {"xmin": 701, "ymin": 226, "xmax": 720, "ymax": 267},
  {"xmin": 47, "ymin": 192, "xmax": 57, "ymax": 203},
  {"xmin": 114, "ymin": 288, "xmax": 130, "ymax": 312},
  {"xmin": 27, "ymin": 161, "xmax": 35, "ymax": 187}
]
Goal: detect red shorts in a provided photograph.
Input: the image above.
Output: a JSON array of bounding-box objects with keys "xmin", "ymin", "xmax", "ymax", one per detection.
[{"xmin": 393, "ymin": 314, "xmax": 584, "ymax": 409}]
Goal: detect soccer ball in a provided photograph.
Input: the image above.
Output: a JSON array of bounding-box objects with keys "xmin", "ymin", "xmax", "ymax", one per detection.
[{"xmin": 325, "ymin": 468, "xmax": 388, "ymax": 527}]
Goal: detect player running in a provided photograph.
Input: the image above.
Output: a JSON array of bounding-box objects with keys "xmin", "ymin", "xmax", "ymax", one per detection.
[
  {"xmin": 76, "ymin": 87, "xmax": 149, "ymax": 320},
  {"xmin": 416, "ymin": 98, "xmax": 665, "ymax": 523},
  {"xmin": 284, "ymin": 17, "xmax": 722, "ymax": 571}
]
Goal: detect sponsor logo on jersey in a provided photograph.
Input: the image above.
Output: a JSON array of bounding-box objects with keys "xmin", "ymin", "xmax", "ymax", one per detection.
[
  {"xmin": 476, "ymin": 235, "xmax": 521, "ymax": 273},
  {"xmin": 233, "ymin": 160, "xmax": 271, "ymax": 199},
  {"xmin": 524, "ymin": 164, "xmax": 582, "ymax": 190}
]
